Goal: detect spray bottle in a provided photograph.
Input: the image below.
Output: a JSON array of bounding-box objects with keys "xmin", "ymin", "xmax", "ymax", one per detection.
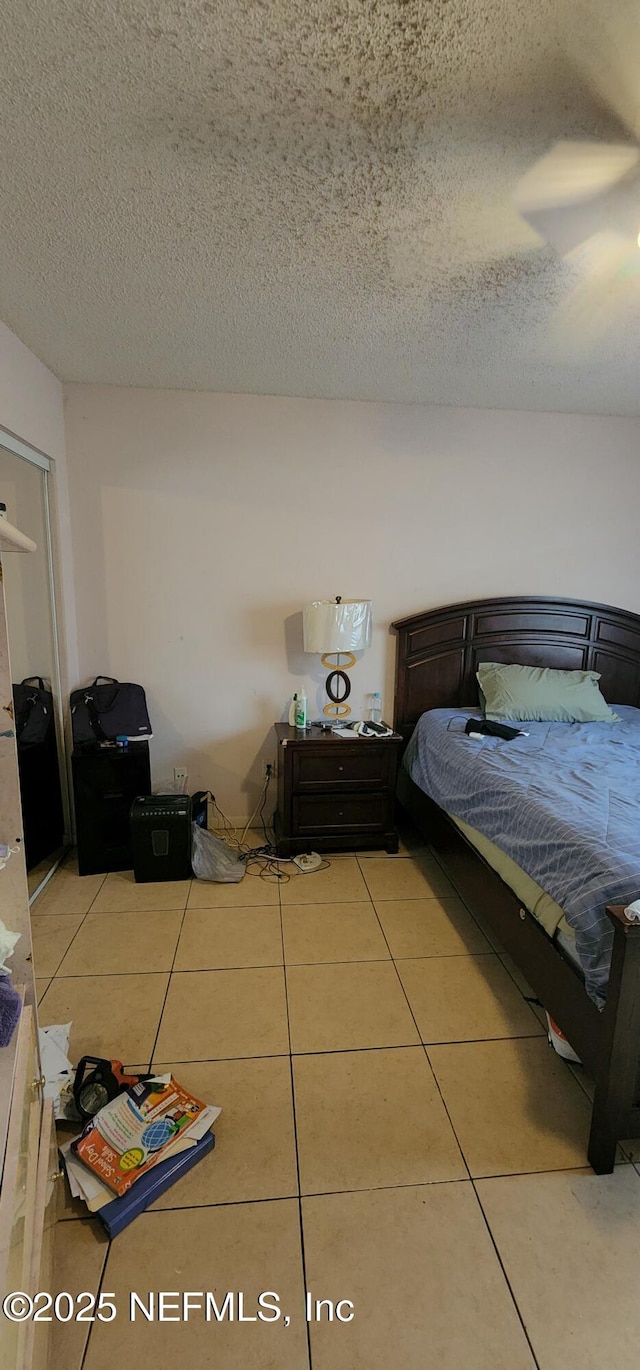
[{"xmin": 295, "ymin": 689, "xmax": 308, "ymax": 730}]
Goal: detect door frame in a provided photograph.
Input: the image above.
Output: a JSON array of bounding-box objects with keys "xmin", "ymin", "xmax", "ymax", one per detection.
[{"xmin": 0, "ymin": 426, "xmax": 72, "ymax": 895}]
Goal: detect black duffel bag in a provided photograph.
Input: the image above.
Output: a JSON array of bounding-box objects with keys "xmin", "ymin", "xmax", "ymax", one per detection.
[
  {"xmin": 13, "ymin": 677, "xmax": 54, "ymax": 747},
  {"xmin": 71, "ymin": 676, "xmax": 152, "ymax": 748}
]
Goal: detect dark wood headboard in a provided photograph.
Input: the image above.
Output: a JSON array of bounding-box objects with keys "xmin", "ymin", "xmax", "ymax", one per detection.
[{"xmin": 391, "ymin": 595, "xmax": 640, "ymax": 743}]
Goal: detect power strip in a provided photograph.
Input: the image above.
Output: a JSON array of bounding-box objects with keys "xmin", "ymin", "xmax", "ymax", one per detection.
[{"xmin": 293, "ymin": 852, "xmax": 323, "ymax": 873}]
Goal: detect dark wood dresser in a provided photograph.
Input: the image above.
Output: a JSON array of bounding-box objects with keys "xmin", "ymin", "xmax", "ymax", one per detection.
[{"xmin": 274, "ymin": 722, "xmax": 402, "ymax": 855}]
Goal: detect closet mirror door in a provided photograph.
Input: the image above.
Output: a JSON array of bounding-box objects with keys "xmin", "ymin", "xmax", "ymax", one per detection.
[{"xmin": 0, "ymin": 443, "xmax": 69, "ymax": 894}]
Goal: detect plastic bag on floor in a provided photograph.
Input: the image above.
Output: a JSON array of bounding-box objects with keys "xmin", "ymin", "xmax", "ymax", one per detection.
[{"xmin": 191, "ymin": 822, "xmax": 245, "ymax": 883}]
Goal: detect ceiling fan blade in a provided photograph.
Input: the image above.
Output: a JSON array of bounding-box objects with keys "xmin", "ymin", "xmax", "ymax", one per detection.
[
  {"xmin": 552, "ymin": 231, "xmax": 640, "ymax": 348},
  {"xmin": 514, "ymin": 140, "xmax": 640, "ymax": 256}
]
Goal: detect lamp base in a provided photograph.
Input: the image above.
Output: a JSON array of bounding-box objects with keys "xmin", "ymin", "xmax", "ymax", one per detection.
[{"xmin": 323, "ymin": 701, "xmax": 351, "ymax": 718}]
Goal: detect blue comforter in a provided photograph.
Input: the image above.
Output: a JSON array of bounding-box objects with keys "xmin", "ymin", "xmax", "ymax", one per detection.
[{"xmin": 404, "ymin": 706, "xmax": 640, "ymax": 1005}]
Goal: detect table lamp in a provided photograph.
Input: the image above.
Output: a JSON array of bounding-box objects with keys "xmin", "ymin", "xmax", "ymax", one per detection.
[{"xmin": 303, "ymin": 597, "xmax": 372, "ymax": 718}]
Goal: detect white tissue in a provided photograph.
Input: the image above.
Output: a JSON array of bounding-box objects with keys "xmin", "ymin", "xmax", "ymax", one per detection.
[
  {"xmin": 0, "ymin": 918, "xmax": 20, "ymax": 974},
  {"xmin": 0, "ymin": 842, "xmax": 19, "ymax": 873},
  {"xmin": 623, "ymin": 899, "xmax": 640, "ymax": 922}
]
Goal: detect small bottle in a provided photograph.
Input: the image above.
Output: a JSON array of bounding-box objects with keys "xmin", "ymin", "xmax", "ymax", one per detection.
[
  {"xmin": 288, "ymin": 694, "xmax": 298, "ymax": 726},
  {"xmin": 295, "ymin": 689, "xmax": 308, "ymax": 730},
  {"xmin": 369, "ymin": 692, "xmax": 382, "ymax": 723}
]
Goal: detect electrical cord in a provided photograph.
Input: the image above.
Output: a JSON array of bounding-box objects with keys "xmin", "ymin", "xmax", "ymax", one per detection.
[
  {"xmin": 239, "ymin": 773, "xmax": 272, "ymax": 848},
  {"xmin": 259, "ymin": 777, "xmax": 274, "ymax": 846},
  {"xmin": 209, "ymin": 776, "xmax": 272, "ymax": 852},
  {"xmin": 209, "ymin": 774, "xmax": 292, "ymax": 881},
  {"xmin": 209, "ymin": 797, "xmax": 241, "ymax": 850},
  {"xmin": 205, "ymin": 775, "xmax": 331, "ymax": 883}
]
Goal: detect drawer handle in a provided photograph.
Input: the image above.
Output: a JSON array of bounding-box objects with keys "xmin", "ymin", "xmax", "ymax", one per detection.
[{"xmin": 338, "ymin": 765, "xmax": 344, "ymax": 772}]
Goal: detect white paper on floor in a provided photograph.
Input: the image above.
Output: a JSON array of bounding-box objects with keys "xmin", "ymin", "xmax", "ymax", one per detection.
[{"xmin": 38, "ymin": 1021, "xmax": 73, "ymax": 1117}]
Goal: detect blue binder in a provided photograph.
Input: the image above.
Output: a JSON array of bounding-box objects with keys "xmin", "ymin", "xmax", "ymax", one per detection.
[{"xmin": 97, "ymin": 1130, "xmax": 215, "ymax": 1237}]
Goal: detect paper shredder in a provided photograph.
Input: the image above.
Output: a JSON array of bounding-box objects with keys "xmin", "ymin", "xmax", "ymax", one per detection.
[{"xmin": 130, "ymin": 794, "xmax": 194, "ymax": 883}]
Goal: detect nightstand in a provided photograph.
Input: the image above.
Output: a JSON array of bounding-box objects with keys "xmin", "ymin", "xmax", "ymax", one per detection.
[{"xmin": 274, "ymin": 722, "xmax": 402, "ymax": 855}]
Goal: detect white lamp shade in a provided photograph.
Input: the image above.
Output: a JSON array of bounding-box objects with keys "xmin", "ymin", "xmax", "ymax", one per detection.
[{"xmin": 303, "ymin": 600, "xmax": 372, "ymax": 653}]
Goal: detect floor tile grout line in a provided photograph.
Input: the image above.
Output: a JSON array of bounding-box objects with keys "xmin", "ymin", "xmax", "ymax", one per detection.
[
  {"xmin": 53, "ymin": 912, "xmax": 190, "ymax": 980},
  {"xmin": 471, "ymin": 1179, "xmax": 542, "ymax": 1370},
  {"xmin": 43, "ymin": 947, "xmax": 535, "ymax": 981},
  {"xmin": 390, "ymin": 959, "xmax": 473, "ymax": 1180},
  {"xmin": 362, "ymin": 894, "xmax": 474, "ymax": 1181},
  {"xmin": 348, "ymin": 868, "xmax": 552, "ymax": 1180},
  {"xmin": 79, "ymin": 1228, "xmax": 110, "ymax": 1370},
  {"xmin": 42, "ymin": 903, "xmax": 191, "ymax": 981},
  {"xmin": 148, "ymin": 897, "xmax": 191, "ymax": 1070},
  {"xmin": 85, "ymin": 870, "xmax": 109, "ymax": 914},
  {"xmin": 69, "ymin": 904, "xmax": 192, "ymax": 913},
  {"xmin": 33, "ymin": 905, "xmax": 92, "ymax": 981},
  {"xmin": 30, "ymin": 858, "xmax": 78, "ymax": 986},
  {"xmin": 420, "ymin": 1039, "xmax": 472, "ymax": 1183},
  {"xmin": 60, "ymin": 1157, "xmax": 626, "ymax": 1224},
  {"xmin": 119, "ymin": 1030, "xmax": 550, "ymax": 1069},
  {"xmin": 566, "ymin": 1060, "xmax": 597, "ymax": 1106},
  {"xmin": 420, "ymin": 1036, "xmax": 474, "ymax": 1178},
  {"xmin": 42, "ymin": 948, "xmax": 510, "ymax": 980},
  {"xmin": 279, "ymin": 894, "xmax": 314, "ymax": 1370},
  {"xmin": 425, "ymin": 845, "xmax": 529, "ymax": 968},
  {"xmin": 49, "ymin": 969, "xmax": 173, "ymax": 982},
  {"xmin": 417, "ymin": 843, "xmax": 551, "ymax": 1034},
  {"xmin": 355, "ymin": 854, "xmax": 461, "ymax": 906}
]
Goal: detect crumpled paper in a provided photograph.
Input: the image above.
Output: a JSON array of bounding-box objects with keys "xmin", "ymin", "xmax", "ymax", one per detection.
[
  {"xmin": 0, "ymin": 917, "xmax": 20, "ymax": 974},
  {"xmin": 38, "ymin": 1022, "xmax": 74, "ymax": 1118}
]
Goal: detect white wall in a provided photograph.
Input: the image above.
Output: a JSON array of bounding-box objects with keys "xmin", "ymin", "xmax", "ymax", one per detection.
[
  {"xmin": 64, "ymin": 384, "xmax": 640, "ymax": 819},
  {"xmin": 0, "ymin": 320, "xmax": 77, "ymax": 687}
]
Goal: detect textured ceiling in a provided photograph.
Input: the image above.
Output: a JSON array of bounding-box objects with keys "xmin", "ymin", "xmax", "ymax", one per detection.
[{"xmin": 2, "ymin": 0, "xmax": 640, "ymax": 412}]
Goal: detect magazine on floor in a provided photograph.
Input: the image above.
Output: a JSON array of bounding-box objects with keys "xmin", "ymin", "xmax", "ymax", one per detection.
[{"xmin": 65, "ymin": 1073, "xmax": 221, "ymax": 1201}]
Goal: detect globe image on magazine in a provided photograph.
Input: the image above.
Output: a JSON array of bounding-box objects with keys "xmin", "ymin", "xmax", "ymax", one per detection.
[
  {"xmin": 141, "ymin": 1118, "xmax": 179, "ymax": 1152},
  {"xmin": 71, "ymin": 1074, "xmax": 219, "ymax": 1199}
]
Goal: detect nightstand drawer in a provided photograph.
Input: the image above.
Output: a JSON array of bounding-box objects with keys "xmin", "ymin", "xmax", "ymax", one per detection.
[
  {"xmin": 293, "ymin": 792, "xmax": 387, "ymax": 835},
  {"xmin": 275, "ymin": 722, "xmax": 401, "ymax": 855},
  {"xmin": 292, "ymin": 747, "xmax": 391, "ymax": 790}
]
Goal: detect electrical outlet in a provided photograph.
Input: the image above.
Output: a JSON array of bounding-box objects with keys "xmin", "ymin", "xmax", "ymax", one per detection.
[
  {"xmin": 265, "ymin": 761, "xmax": 274, "ymax": 780},
  {"xmin": 174, "ymin": 766, "xmax": 187, "ymax": 788}
]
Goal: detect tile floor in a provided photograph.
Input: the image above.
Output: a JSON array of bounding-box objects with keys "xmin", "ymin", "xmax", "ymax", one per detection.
[{"xmin": 32, "ymin": 830, "xmax": 640, "ymax": 1370}]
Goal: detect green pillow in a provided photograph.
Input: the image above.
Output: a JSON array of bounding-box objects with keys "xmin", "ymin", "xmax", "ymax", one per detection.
[{"xmin": 476, "ymin": 662, "xmax": 620, "ymax": 723}]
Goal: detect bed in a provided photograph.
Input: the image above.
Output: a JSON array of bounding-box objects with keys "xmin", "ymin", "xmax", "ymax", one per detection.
[{"xmin": 392, "ymin": 595, "xmax": 640, "ymax": 1174}]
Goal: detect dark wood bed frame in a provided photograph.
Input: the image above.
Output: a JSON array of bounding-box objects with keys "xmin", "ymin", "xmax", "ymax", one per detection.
[{"xmin": 391, "ymin": 595, "xmax": 640, "ymax": 1173}]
